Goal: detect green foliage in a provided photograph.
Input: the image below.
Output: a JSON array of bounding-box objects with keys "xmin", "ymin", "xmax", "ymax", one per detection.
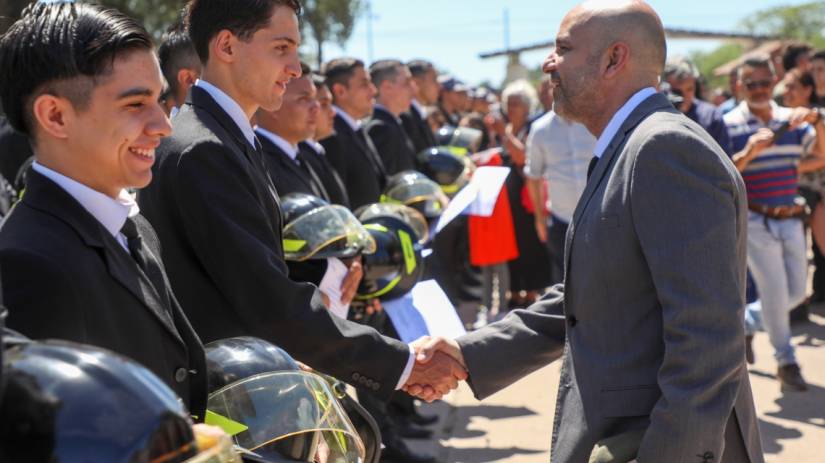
[
  {"xmin": 739, "ymin": 1, "xmax": 825, "ymax": 45},
  {"xmin": 302, "ymin": 0, "xmax": 363, "ymax": 67},
  {"xmin": 690, "ymin": 43, "xmax": 745, "ymax": 90}
]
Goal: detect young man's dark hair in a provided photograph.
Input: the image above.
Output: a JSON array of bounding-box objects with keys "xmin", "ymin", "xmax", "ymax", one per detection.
[
  {"xmin": 0, "ymin": 1, "xmax": 152, "ymax": 137},
  {"xmin": 185, "ymin": 0, "xmax": 301, "ymax": 63},
  {"xmin": 369, "ymin": 59, "xmax": 404, "ymax": 88},
  {"xmin": 407, "ymin": 59, "xmax": 434, "ymax": 78},
  {"xmin": 782, "ymin": 42, "xmax": 813, "ymax": 73},
  {"xmin": 311, "ymin": 72, "xmax": 327, "ymax": 88},
  {"xmin": 322, "ymin": 57, "xmax": 364, "ymax": 90},
  {"xmin": 158, "ymin": 25, "xmax": 201, "ymax": 102}
]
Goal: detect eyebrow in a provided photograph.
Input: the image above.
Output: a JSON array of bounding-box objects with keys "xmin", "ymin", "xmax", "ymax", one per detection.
[
  {"xmin": 272, "ymin": 36, "xmax": 299, "ymax": 46},
  {"xmin": 116, "ymin": 87, "xmax": 154, "ymax": 99}
]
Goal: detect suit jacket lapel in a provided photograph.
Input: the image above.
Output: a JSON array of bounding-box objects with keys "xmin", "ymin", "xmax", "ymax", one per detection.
[
  {"xmin": 22, "ymin": 171, "xmax": 184, "ymax": 344},
  {"xmin": 564, "ymin": 93, "xmax": 673, "ymax": 272},
  {"xmin": 260, "ymin": 137, "xmax": 316, "ymax": 193}
]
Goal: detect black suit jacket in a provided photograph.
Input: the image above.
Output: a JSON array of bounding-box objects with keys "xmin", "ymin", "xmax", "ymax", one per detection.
[
  {"xmin": 322, "ymin": 114, "xmax": 387, "ymax": 210},
  {"xmin": 297, "ymin": 141, "xmax": 350, "ymax": 209},
  {"xmin": 366, "ymin": 107, "xmax": 418, "ymax": 175},
  {"xmin": 400, "ymin": 105, "xmax": 436, "ymax": 153},
  {"xmin": 0, "ymin": 117, "xmax": 33, "ymax": 187},
  {"xmin": 258, "ymin": 134, "xmax": 329, "ymax": 201},
  {"xmin": 0, "ymin": 170, "xmax": 207, "ymax": 419},
  {"xmin": 138, "ymin": 86, "xmax": 409, "ymax": 398}
]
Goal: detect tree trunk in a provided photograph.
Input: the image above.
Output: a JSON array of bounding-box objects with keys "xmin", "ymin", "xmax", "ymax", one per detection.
[{"xmin": 316, "ymin": 40, "xmax": 324, "ymax": 69}]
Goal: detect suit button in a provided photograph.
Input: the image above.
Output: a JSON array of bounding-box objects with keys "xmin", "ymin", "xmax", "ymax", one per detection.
[
  {"xmin": 567, "ymin": 315, "xmax": 578, "ymax": 327},
  {"xmin": 352, "ymin": 373, "xmax": 361, "ymax": 381},
  {"xmin": 174, "ymin": 367, "xmax": 188, "ymax": 383},
  {"xmin": 699, "ymin": 451, "xmax": 714, "ymax": 462},
  {"xmin": 373, "ymin": 382, "xmax": 381, "ymax": 391},
  {"xmin": 365, "ymin": 379, "xmax": 374, "ymax": 387}
]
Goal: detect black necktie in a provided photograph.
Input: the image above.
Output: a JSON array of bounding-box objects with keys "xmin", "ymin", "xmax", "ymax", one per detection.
[
  {"xmin": 120, "ymin": 217, "xmax": 169, "ymax": 307},
  {"xmin": 356, "ymin": 128, "xmax": 388, "ymax": 181},
  {"xmin": 296, "ymin": 150, "xmax": 329, "ymax": 201},
  {"xmin": 587, "ymin": 155, "xmax": 600, "ymax": 181}
]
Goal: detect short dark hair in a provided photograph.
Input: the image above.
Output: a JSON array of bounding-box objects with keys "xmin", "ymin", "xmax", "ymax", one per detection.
[
  {"xmin": 322, "ymin": 57, "xmax": 364, "ymax": 90},
  {"xmin": 369, "ymin": 59, "xmax": 404, "ymax": 88},
  {"xmin": 0, "ymin": 2, "xmax": 153, "ymax": 135},
  {"xmin": 158, "ymin": 23, "xmax": 201, "ymax": 97},
  {"xmin": 311, "ymin": 72, "xmax": 327, "ymax": 89},
  {"xmin": 739, "ymin": 55, "xmax": 775, "ymax": 79},
  {"xmin": 782, "ymin": 42, "xmax": 813, "ymax": 72},
  {"xmin": 407, "ymin": 59, "xmax": 434, "ymax": 78},
  {"xmin": 185, "ymin": 0, "xmax": 301, "ymax": 64},
  {"xmin": 299, "ymin": 61, "xmax": 311, "ymax": 77},
  {"xmin": 812, "ymin": 49, "xmax": 825, "ymax": 64}
]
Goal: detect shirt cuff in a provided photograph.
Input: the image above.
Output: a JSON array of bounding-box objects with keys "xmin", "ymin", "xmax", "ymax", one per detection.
[{"xmin": 394, "ymin": 346, "xmax": 416, "ymax": 390}]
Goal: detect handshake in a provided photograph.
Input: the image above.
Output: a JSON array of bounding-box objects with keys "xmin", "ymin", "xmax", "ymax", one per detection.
[{"xmin": 403, "ymin": 336, "xmax": 468, "ymax": 402}]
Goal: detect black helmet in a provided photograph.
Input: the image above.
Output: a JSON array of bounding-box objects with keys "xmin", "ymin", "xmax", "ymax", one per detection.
[
  {"xmin": 281, "ymin": 193, "xmax": 376, "ymax": 261},
  {"xmin": 356, "ymin": 216, "xmax": 424, "ymax": 301},
  {"xmin": 0, "ymin": 340, "xmax": 199, "ymax": 463},
  {"xmin": 381, "ymin": 171, "xmax": 448, "ymax": 220},
  {"xmin": 204, "ymin": 337, "xmax": 365, "ymax": 463},
  {"xmin": 354, "ymin": 203, "xmax": 430, "ymax": 245},
  {"xmin": 416, "ymin": 147, "xmax": 473, "ymax": 196},
  {"xmin": 435, "ymin": 125, "xmax": 484, "ymax": 152}
]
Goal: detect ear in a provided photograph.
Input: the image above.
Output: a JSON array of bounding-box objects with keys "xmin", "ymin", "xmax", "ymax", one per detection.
[
  {"xmin": 603, "ymin": 42, "xmax": 631, "ymax": 80},
  {"xmin": 211, "ymin": 29, "xmax": 236, "ymax": 64},
  {"xmin": 331, "ymin": 82, "xmax": 347, "ymax": 101},
  {"xmin": 31, "ymin": 94, "xmax": 73, "ymax": 141},
  {"xmin": 177, "ymin": 68, "xmax": 199, "ymax": 90}
]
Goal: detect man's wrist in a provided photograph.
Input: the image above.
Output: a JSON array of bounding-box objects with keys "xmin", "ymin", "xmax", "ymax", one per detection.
[{"xmin": 395, "ymin": 346, "xmax": 416, "ymax": 390}]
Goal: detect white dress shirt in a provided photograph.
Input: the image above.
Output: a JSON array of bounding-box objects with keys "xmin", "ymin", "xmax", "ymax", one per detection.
[
  {"xmin": 195, "ymin": 79, "xmax": 257, "ymax": 148},
  {"xmin": 32, "ymin": 161, "xmax": 138, "ymax": 251},
  {"xmin": 411, "ymin": 99, "xmax": 426, "ymax": 119},
  {"xmin": 255, "ymin": 127, "xmax": 299, "ymax": 164},
  {"xmin": 333, "ymin": 105, "xmax": 362, "ymax": 131},
  {"xmin": 593, "ymin": 87, "xmax": 657, "ymax": 158},
  {"xmin": 525, "ymin": 112, "xmax": 596, "ymax": 224}
]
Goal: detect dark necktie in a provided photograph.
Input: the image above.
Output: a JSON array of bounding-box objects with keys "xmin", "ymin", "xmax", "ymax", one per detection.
[
  {"xmin": 295, "ymin": 150, "xmax": 329, "ymax": 201},
  {"xmin": 356, "ymin": 128, "xmax": 388, "ymax": 181},
  {"xmin": 120, "ymin": 217, "xmax": 171, "ymax": 314},
  {"xmin": 587, "ymin": 155, "xmax": 600, "ymax": 181}
]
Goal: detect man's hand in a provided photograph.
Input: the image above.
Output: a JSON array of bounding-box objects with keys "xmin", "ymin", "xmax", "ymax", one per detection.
[
  {"xmin": 403, "ymin": 336, "xmax": 468, "ymax": 402},
  {"xmin": 745, "ymin": 128, "xmax": 774, "ymax": 158},
  {"xmin": 534, "ymin": 216, "xmax": 548, "ymax": 243},
  {"xmin": 789, "ymin": 106, "xmax": 821, "ymax": 129},
  {"xmin": 340, "ymin": 257, "xmax": 363, "ymax": 305}
]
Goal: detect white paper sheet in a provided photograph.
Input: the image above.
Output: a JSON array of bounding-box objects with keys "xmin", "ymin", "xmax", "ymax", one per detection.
[
  {"xmin": 383, "ymin": 280, "xmax": 467, "ymax": 343},
  {"xmin": 434, "ymin": 166, "xmax": 511, "ymax": 234},
  {"xmin": 318, "ymin": 257, "xmax": 350, "ymax": 319}
]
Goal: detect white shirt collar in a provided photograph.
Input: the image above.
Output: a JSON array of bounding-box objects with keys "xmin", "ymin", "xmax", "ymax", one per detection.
[
  {"xmin": 333, "ymin": 105, "xmax": 362, "ymax": 131},
  {"xmin": 31, "ymin": 161, "xmax": 138, "ymax": 239},
  {"xmin": 411, "ymin": 99, "xmax": 426, "ymax": 118},
  {"xmin": 303, "ymin": 139, "xmax": 325, "ymax": 155},
  {"xmin": 593, "ymin": 87, "xmax": 657, "ymax": 158},
  {"xmin": 255, "ymin": 127, "xmax": 298, "ymax": 162},
  {"xmin": 195, "ymin": 79, "xmax": 256, "ymax": 147}
]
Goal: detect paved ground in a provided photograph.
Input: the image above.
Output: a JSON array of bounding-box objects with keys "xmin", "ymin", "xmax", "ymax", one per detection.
[{"xmin": 405, "ymin": 304, "xmax": 825, "ymax": 462}]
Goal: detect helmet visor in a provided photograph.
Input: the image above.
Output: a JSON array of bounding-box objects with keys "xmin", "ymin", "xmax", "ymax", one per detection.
[
  {"xmin": 449, "ymin": 127, "xmax": 483, "ymax": 152},
  {"xmin": 206, "ymin": 371, "xmax": 365, "ymax": 463},
  {"xmin": 283, "ymin": 205, "xmax": 376, "ymax": 261},
  {"xmin": 355, "ymin": 203, "xmax": 430, "ymax": 244},
  {"xmin": 382, "ymin": 179, "xmax": 448, "ymax": 219}
]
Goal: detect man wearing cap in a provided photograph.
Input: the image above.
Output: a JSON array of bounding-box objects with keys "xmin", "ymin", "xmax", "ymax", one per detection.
[{"xmin": 437, "ymin": 75, "xmax": 469, "ymax": 126}]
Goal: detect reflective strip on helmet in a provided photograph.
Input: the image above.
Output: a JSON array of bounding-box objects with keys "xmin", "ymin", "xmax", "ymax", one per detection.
[
  {"xmin": 440, "ymin": 183, "xmax": 460, "ymax": 194},
  {"xmin": 363, "ymin": 223, "xmax": 389, "ymax": 233},
  {"xmin": 379, "ymin": 194, "xmax": 403, "ymax": 204},
  {"xmin": 205, "ymin": 410, "xmax": 249, "ymax": 437},
  {"xmin": 283, "ymin": 239, "xmax": 307, "ymax": 253},
  {"xmin": 398, "ymin": 230, "xmax": 416, "ymax": 274},
  {"xmin": 356, "ymin": 275, "xmax": 402, "ymax": 300},
  {"xmin": 447, "ymin": 146, "xmax": 468, "ymax": 157}
]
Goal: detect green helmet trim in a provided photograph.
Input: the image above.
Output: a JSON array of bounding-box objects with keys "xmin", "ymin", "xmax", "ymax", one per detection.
[
  {"xmin": 399, "ymin": 230, "xmax": 416, "ymax": 274},
  {"xmin": 363, "ymin": 223, "xmax": 389, "ymax": 233},
  {"xmin": 355, "ymin": 274, "xmax": 403, "ymax": 300},
  {"xmin": 447, "ymin": 146, "xmax": 469, "ymax": 157},
  {"xmin": 205, "ymin": 409, "xmax": 249, "ymax": 437},
  {"xmin": 283, "ymin": 239, "xmax": 307, "ymax": 253}
]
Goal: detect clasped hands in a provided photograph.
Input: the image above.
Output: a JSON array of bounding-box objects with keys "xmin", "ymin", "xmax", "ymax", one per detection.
[{"xmin": 402, "ymin": 336, "xmax": 468, "ymax": 402}]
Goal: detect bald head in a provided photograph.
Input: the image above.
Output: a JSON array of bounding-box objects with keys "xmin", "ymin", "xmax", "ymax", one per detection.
[{"xmin": 569, "ymin": 0, "xmax": 666, "ymax": 78}]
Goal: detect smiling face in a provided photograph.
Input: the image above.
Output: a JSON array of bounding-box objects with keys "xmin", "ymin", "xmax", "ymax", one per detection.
[
  {"xmin": 228, "ymin": 5, "xmax": 302, "ymax": 112},
  {"xmin": 542, "ymin": 11, "xmax": 603, "ymax": 123},
  {"xmin": 260, "ymin": 75, "xmax": 319, "ymax": 144},
  {"xmin": 738, "ymin": 65, "xmax": 776, "ymax": 111},
  {"xmin": 57, "ymin": 50, "xmax": 171, "ymax": 197},
  {"xmin": 782, "ymin": 72, "xmax": 813, "ymax": 108}
]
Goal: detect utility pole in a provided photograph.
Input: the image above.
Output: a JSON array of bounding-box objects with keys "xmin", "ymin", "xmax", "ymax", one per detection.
[
  {"xmin": 366, "ymin": 0, "xmax": 375, "ymax": 63},
  {"xmin": 503, "ymin": 8, "xmax": 510, "ymax": 51}
]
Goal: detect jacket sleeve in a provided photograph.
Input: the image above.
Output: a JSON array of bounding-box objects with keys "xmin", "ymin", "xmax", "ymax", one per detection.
[
  {"xmin": 457, "ymin": 283, "xmax": 567, "ymax": 400},
  {"xmin": 170, "ymin": 141, "xmax": 410, "ymax": 398},
  {"xmin": 630, "ymin": 129, "xmax": 745, "ymax": 461}
]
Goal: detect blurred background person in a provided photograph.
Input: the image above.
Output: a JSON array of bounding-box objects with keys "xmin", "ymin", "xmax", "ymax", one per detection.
[
  {"xmin": 437, "ymin": 75, "xmax": 469, "ymax": 126},
  {"xmin": 367, "ymin": 59, "xmax": 418, "ymax": 175},
  {"xmin": 157, "ymin": 23, "xmax": 201, "ymax": 117},
  {"xmin": 403, "ymin": 59, "xmax": 438, "ymax": 152}
]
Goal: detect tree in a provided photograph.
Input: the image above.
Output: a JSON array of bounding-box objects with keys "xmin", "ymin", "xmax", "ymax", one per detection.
[
  {"xmin": 302, "ymin": 0, "xmax": 363, "ymax": 68},
  {"xmin": 690, "ymin": 43, "xmax": 745, "ymax": 91},
  {"xmin": 739, "ymin": 1, "xmax": 825, "ymax": 47}
]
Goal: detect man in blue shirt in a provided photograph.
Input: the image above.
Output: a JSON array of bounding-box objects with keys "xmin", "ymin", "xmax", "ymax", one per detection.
[{"xmin": 664, "ymin": 58, "xmax": 732, "ymax": 155}]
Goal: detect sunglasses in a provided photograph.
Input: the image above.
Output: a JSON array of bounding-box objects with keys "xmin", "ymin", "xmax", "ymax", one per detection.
[{"xmin": 744, "ymin": 79, "xmax": 773, "ymax": 90}]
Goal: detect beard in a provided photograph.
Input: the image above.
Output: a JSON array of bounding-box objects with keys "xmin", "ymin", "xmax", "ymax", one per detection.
[{"xmin": 550, "ymin": 67, "xmax": 601, "ymax": 124}]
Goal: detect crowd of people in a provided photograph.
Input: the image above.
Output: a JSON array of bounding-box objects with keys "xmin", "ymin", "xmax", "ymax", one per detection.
[{"xmin": 0, "ymin": 0, "xmax": 821, "ymax": 462}]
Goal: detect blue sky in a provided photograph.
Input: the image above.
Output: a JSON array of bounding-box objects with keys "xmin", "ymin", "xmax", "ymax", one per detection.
[{"xmin": 313, "ymin": 0, "xmax": 811, "ymax": 86}]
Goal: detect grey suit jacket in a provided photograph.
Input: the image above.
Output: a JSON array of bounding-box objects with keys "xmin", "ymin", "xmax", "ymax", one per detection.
[{"xmin": 458, "ymin": 93, "xmax": 763, "ymax": 463}]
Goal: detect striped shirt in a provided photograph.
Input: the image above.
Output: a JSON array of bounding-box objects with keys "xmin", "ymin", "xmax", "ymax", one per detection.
[{"xmin": 724, "ymin": 101, "xmax": 815, "ymax": 207}]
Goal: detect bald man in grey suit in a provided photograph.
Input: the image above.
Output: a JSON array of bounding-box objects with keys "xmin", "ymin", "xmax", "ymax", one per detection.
[{"xmin": 406, "ymin": 2, "xmax": 764, "ymax": 462}]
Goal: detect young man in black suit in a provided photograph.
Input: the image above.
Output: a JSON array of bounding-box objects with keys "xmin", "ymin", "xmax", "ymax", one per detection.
[
  {"xmin": 366, "ymin": 60, "xmax": 418, "ymax": 175},
  {"xmin": 321, "ymin": 57, "xmax": 388, "ymax": 210},
  {"xmin": 137, "ymin": 0, "xmax": 465, "ymax": 402},
  {"xmin": 402, "ymin": 60, "xmax": 439, "ymax": 152},
  {"xmin": 0, "ymin": 2, "xmax": 207, "ymax": 419},
  {"xmin": 255, "ymin": 61, "xmax": 329, "ymax": 200}
]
